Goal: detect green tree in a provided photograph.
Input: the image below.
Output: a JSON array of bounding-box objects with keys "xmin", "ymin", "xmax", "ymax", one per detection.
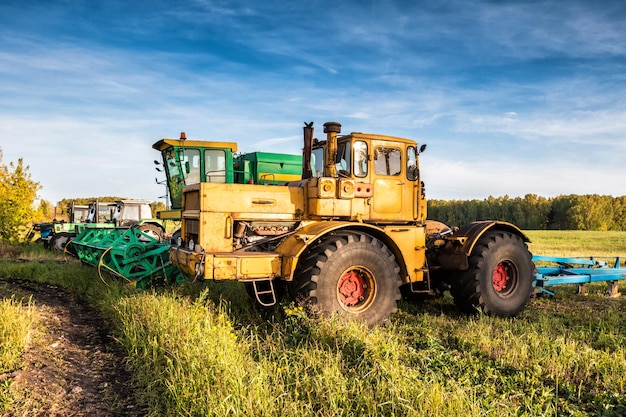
[
  {"xmin": 34, "ymin": 199, "xmax": 54, "ymax": 222},
  {"xmin": 0, "ymin": 149, "xmax": 41, "ymax": 241}
]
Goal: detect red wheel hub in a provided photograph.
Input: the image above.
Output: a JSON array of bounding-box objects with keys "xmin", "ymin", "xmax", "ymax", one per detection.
[
  {"xmin": 492, "ymin": 263, "xmax": 508, "ymax": 292},
  {"xmin": 338, "ymin": 271, "xmax": 365, "ymax": 306}
]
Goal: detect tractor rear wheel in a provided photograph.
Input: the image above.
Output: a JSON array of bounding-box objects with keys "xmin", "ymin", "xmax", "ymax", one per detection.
[
  {"xmin": 292, "ymin": 231, "xmax": 402, "ymax": 327},
  {"xmin": 137, "ymin": 223, "xmax": 164, "ymax": 242},
  {"xmin": 450, "ymin": 231, "xmax": 534, "ymax": 316},
  {"xmin": 50, "ymin": 233, "xmax": 71, "ymax": 252}
]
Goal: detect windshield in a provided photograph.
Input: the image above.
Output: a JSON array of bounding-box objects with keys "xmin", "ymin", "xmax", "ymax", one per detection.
[{"xmin": 162, "ymin": 148, "xmax": 183, "ymax": 209}]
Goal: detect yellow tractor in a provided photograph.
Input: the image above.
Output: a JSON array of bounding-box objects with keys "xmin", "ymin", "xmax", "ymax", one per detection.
[{"xmin": 170, "ymin": 122, "xmax": 535, "ymax": 326}]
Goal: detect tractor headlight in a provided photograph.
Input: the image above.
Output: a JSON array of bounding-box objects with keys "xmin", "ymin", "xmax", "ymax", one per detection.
[
  {"xmin": 194, "ymin": 260, "xmax": 204, "ymax": 278},
  {"xmin": 188, "ymin": 239, "xmax": 195, "ymax": 251}
]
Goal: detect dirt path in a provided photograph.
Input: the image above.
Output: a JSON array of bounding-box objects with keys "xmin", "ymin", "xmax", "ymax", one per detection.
[{"xmin": 0, "ymin": 278, "xmax": 144, "ymax": 417}]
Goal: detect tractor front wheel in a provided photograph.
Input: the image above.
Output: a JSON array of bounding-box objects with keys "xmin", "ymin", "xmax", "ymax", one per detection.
[
  {"xmin": 450, "ymin": 231, "xmax": 534, "ymax": 316},
  {"xmin": 292, "ymin": 232, "xmax": 402, "ymax": 327}
]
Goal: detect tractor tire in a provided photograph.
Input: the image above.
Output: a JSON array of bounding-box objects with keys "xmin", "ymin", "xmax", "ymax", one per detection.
[
  {"xmin": 292, "ymin": 231, "xmax": 402, "ymax": 327},
  {"xmin": 137, "ymin": 223, "xmax": 164, "ymax": 242},
  {"xmin": 50, "ymin": 233, "xmax": 71, "ymax": 252},
  {"xmin": 449, "ymin": 231, "xmax": 534, "ymax": 317}
]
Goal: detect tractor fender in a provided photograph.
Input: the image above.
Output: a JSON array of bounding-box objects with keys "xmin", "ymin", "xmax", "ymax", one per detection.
[
  {"xmin": 136, "ymin": 219, "xmax": 165, "ymax": 229},
  {"xmin": 432, "ymin": 220, "xmax": 529, "ymax": 270},
  {"xmin": 275, "ymin": 220, "xmax": 407, "ymax": 281}
]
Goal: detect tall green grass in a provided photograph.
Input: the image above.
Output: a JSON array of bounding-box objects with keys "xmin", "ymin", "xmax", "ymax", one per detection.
[
  {"xmin": 0, "ymin": 295, "xmax": 35, "ymax": 412},
  {"xmin": 2, "ymin": 234, "xmax": 626, "ymax": 416},
  {"xmin": 0, "ymin": 296, "xmax": 34, "ymax": 373}
]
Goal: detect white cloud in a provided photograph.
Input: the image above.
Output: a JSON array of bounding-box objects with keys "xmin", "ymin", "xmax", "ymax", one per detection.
[{"xmin": 2, "ymin": 0, "xmax": 626, "ymax": 205}]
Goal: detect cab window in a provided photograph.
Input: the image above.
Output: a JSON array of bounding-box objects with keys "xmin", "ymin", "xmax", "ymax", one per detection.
[
  {"xmin": 407, "ymin": 146, "xmax": 418, "ymax": 181},
  {"xmin": 374, "ymin": 147, "xmax": 401, "ymax": 176},
  {"xmin": 336, "ymin": 141, "xmax": 351, "ymax": 175},
  {"xmin": 205, "ymin": 149, "xmax": 226, "ymax": 183},
  {"xmin": 180, "ymin": 148, "xmax": 201, "ymax": 184},
  {"xmin": 353, "ymin": 141, "xmax": 368, "ymax": 177},
  {"xmin": 311, "ymin": 148, "xmax": 324, "ymax": 177}
]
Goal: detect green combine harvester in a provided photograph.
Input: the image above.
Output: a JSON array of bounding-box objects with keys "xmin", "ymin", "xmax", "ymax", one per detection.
[{"xmin": 70, "ymin": 132, "xmax": 302, "ymax": 288}]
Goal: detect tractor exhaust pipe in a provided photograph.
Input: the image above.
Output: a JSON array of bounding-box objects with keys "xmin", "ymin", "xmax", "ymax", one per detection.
[
  {"xmin": 302, "ymin": 122, "xmax": 314, "ymax": 179},
  {"xmin": 323, "ymin": 122, "xmax": 341, "ymax": 177}
]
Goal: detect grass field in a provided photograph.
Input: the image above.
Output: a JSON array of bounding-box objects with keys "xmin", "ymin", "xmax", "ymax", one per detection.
[
  {"xmin": 1, "ymin": 231, "xmax": 626, "ymax": 416},
  {"xmin": 526, "ymin": 230, "xmax": 626, "ymax": 259}
]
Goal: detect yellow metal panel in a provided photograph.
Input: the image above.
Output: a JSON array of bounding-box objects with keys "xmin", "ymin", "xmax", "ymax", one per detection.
[
  {"xmin": 383, "ymin": 225, "xmax": 426, "ymax": 283},
  {"xmin": 258, "ymin": 173, "xmax": 301, "ymax": 182},
  {"xmin": 152, "ymin": 138, "xmax": 238, "ymax": 152},
  {"xmin": 307, "ymin": 197, "xmax": 353, "ymax": 217},
  {"xmin": 372, "ymin": 178, "xmax": 403, "ymax": 214},
  {"xmin": 350, "ymin": 198, "xmax": 370, "ymax": 221},
  {"xmin": 198, "ymin": 212, "xmax": 233, "ymax": 252},
  {"xmin": 198, "ymin": 183, "xmax": 304, "ymax": 218},
  {"xmin": 156, "ymin": 209, "xmax": 182, "ymax": 220},
  {"xmin": 240, "ymin": 255, "xmax": 282, "ymax": 278},
  {"xmin": 213, "ymin": 256, "xmax": 238, "ymax": 280},
  {"xmin": 211, "ymin": 253, "xmax": 282, "ymax": 280}
]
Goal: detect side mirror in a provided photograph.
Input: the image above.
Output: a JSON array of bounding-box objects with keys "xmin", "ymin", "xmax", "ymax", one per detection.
[{"xmin": 419, "ymin": 144, "xmax": 427, "ymax": 154}]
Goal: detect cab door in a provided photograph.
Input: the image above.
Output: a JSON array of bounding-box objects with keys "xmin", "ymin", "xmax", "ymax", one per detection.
[{"xmin": 370, "ymin": 141, "xmax": 408, "ymax": 221}]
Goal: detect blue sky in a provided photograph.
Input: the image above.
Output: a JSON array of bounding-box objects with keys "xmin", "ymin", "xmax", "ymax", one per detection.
[{"xmin": 1, "ymin": 0, "xmax": 625, "ymax": 206}]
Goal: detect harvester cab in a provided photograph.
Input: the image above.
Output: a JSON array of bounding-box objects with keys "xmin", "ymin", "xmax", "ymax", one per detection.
[
  {"xmin": 152, "ymin": 134, "xmax": 303, "ymax": 222},
  {"xmin": 152, "ymin": 134, "xmax": 238, "ymax": 221}
]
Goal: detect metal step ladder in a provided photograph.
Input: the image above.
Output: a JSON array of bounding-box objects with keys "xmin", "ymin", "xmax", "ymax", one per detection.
[{"xmin": 251, "ymin": 279, "xmax": 277, "ymax": 307}]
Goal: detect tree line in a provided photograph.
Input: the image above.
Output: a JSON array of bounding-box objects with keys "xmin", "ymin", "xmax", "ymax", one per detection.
[
  {"xmin": 427, "ymin": 194, "xmax": 626, "ymax": 231},
  {"xmin": 2, "ymin": 147, "xmax": 625, "ymax": 240},
  {"xmin": 0, "ymin": 148, "xmax": 167, "ymax": 241}
]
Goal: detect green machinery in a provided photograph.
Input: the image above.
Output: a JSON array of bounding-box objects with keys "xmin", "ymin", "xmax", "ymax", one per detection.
[
  {"xmin": 70, "ymin": 132, "xmax": 302, "ymax": 288},
  {"xmin": 152, "ymin": 133, "xmax": 302, "ymax": 219},
  {"xmin": 48, "ymin": 200, "xmax": 159, "ymax": 251},
  {"xmin": 71, "ymin": 227, "xmax": 184, "ymax": 289}
]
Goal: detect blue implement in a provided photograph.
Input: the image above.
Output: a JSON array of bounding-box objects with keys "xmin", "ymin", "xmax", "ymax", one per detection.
[{"xmin": 533, "ymin": 255, "xmax": 626, "ymax": 296}]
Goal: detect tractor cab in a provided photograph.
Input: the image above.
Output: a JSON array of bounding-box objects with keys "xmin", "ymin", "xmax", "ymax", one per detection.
[
  {"xmin": 108, "ymin": 200, "xmax": 154, "ymax": 227},
  {"xmin": 306, "ymin": 122, "xmax": 427, "ymax": 223}
]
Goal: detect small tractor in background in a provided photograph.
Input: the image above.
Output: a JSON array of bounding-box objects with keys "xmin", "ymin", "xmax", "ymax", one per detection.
[
  {"xmin": 170, "ymin": 122, "xmax": 540, "ymax": 326},
  {"xmin": 46, "ymin": 200, "xmax": 163, "ymax": 251},
  {"xmin": 27, "ymin": 201, "xmax": 89, "ymax": 247},
  {"xmin": 44, "ymin": 201, "xmax": 91, "ymax": 250}
]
